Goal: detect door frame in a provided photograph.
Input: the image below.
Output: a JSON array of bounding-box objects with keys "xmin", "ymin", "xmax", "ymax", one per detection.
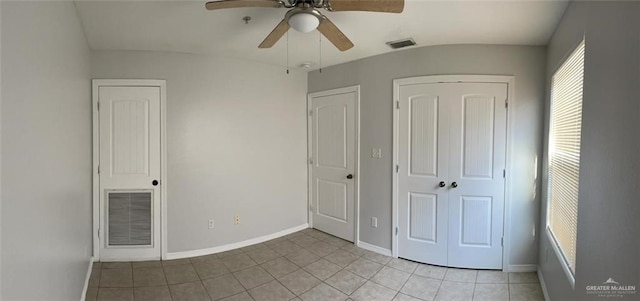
[
  {"xmin": 92, "ymin": 79, "xmax": 168, "ymax": 261},
  {"xmin": 307, "ymin": 85, "xmax": 360, "ymax": 243},
  {"xmin": 392, "ymin": 75, "xmax": 515, "ymax": 270}
]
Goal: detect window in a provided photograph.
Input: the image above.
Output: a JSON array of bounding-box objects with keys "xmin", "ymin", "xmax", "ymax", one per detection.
[{"xmin": 547, "ymin": 39, "xmax": 585, "ymax": 280}]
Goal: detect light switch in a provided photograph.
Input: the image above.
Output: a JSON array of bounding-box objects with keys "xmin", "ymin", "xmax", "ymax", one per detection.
[{"xmin": 371, "ymin": 148, "xmax": 382, "ymax": 159}]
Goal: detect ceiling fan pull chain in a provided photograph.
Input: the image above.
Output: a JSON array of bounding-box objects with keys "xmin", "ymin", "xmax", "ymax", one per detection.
[
  {"xmin": 319, "ymin": 31, "xmax": 322, "ymax": 73},
  {"xmin": 286, "ymin": 31, "xmax": 290, "ymax": 74}
]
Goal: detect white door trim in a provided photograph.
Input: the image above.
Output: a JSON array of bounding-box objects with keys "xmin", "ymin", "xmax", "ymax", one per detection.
[
  {"xmin": 392, "ymin": 75, "xmax": 515, "ymax": 270},
  {"xmin": 307, "ymin": 85, "xmax": 360, "ymax": 243},
  {"xmin": 92, "ymin": 79, "xmax": 168, "ymax": 261}
]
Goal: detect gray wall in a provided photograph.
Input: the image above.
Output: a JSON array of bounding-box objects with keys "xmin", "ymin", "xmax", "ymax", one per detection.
[
  {"xmin": 0, "ymin": 1, "xmax": 3, "ymax": 295},
  {"xmin": 1, "ymin": 1, "xmax": 92, "ymax": 300},
  {"xmin": 0, "ymin": 0, "xmax": 3, "ymax": 295},
  {"xmin": 539, "ymin": 2, "xmax": 640, "ymax": 300},
  {"xmin": 91, "ymin": 51, "xmax": 308, "ymax": 253},
  {"xmin": 308, "ymin": 45, "xmax": 546, "ymax": 267}
]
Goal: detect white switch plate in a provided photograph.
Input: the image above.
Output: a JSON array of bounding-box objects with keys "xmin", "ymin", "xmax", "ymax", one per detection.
[
  {"xmin": 208, "ymin": 219, "xmax": 215, "ymax": 229},
  {"xmin": 371, "ymin": 217, "xmax": 378, "ymax": 228},
  {"xmin": 371, "ymin": 148, "xmax": 382, "ymax": 159}
]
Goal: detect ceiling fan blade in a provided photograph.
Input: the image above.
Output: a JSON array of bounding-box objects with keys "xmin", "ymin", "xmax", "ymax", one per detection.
[
  {"xmin": 317, "ymin": 17, "xmax": 354, "ymax": 52},
  {"xmin": 205, "ymin": 0, "xmax": 282, "ymax": 10},
  {"xmin": 258, "ymin": 19, "xmax": 290, "ymax": 48},
  {"xmin": 327, "ymin": 0, "xmax": 404, "ymax": 13}
]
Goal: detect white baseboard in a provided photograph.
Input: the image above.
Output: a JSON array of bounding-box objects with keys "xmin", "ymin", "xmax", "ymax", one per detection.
[
  {"xmin": 357, "ymin": 241, "xmax": 392, "ymax": 256},
  {"xmin": 80, "ymin": 257, "xmax": 94, "ymax": 301},
  {"xmin": 508, "ymin": 264, "xmax": 538, "ymax": 272},
  {"xmin": 165, "ymin": 223, "xmax": 309, "ymax": 260},
  {"xmin": 538, "ymin": 269, "xmax": 551, "ymax": 301}
]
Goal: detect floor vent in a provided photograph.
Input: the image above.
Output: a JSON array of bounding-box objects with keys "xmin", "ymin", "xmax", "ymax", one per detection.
[{"xmin": 386, "ymin": 38, "xmax": 417, "ymax": 49}]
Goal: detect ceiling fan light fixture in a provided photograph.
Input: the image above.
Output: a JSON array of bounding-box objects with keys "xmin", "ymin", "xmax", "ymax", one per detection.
[{"xmin": 288, "ymin": 12, "xmax": 320, "ymax": 33}]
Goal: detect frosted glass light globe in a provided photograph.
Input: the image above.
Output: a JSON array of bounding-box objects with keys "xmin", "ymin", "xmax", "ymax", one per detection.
[{"xmin": 288, "ymin": 13, "xmax": 319, "ymax": 33}]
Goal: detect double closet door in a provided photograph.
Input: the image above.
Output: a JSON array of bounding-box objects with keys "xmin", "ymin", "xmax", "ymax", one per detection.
[{"xmin": 396, "ymin": 81, "xmax": 507, "ymax": 269}]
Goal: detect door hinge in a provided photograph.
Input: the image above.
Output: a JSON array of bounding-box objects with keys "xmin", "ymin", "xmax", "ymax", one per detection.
[
  {"xmin": 396, "ymin": 164, "xmax": 399, "ymax": 173},
  {"xmin": 309, "ymin": 110, "xmax": 313, "ymax": 116},
  {"xmin": 97, "ymin": 102, "xmax": 100, "ymax": 111},
  {"xmin": 505, "ymin": 99, "xmax": 508, "ymax": 108},
  {"xmin": 98, "ymin": 228, "xmax": 101, "ymax": 239},
  {"xmin": 396, "ymin": 101, "xmax": 400, "ymax": 109},
  {"xmin": 501, "ymin": 237, "xmax": 504, "ymax": 247},
  {"xmin": 309, "ymin": 158, "xmax": 313, "ymax": 165},
  {"xmin": 503, "ymin": 169, "xmax": 506, "ymax": 178},
  {"xmin": 396, "ymin": 227, "xmax": 399, "ymax": 235},
  {"xmin": 97, "ymin": 165, "xmax": 100, "ymax": 174}
]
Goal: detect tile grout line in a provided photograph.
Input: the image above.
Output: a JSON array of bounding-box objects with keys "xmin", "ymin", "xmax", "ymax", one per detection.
[
  {"xmin": 129, "ymin": 263, "xmax": 134, "ymax": 300},
  {"xmin": 280, "ymin": 235, "xmax": 325, "ymax": 299},
  {"xmin": 159, "ymin": 260, "xmax": 174, "ymax": 301},
  {"xmin": 471, "ymin": 282, "xmax": 477, "ymax": 301},
  {"xmin": 291, "ymin": 233, "xmax": 365, "ymax": 299},
  {"xmin": 386, "ymin": 259, "xmax": 415, "ymax": 300}
]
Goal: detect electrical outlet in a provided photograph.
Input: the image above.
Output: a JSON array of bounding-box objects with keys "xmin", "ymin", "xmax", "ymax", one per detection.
[
  {"xmin": 234, "ymin": 215, "xmax": 240, "ymax": 225},
  {"xmin": 371, "ymin": 217, "xmax": 378, "ymax": 228},
  {"xmin": 208, "ymin": 219, "xmax": 215, "ymax": 229}
]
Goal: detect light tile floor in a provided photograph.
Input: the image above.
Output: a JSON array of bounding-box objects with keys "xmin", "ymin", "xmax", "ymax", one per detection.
[{"xmin": 87, "ymin": 228, "xmax": 544, "ymax": 301}]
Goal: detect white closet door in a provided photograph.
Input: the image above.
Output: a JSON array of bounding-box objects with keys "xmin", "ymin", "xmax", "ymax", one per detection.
[
  {"xmin": 446, "ymin": 83, "xmax": 507, "ymax": 269},
  {"xmin": 98, "ymin": 85, "xmax": 161, "ymax": 261},
  {"xmin": 397, "ymin": 83, "xmax": 450, "ymax": 266}
]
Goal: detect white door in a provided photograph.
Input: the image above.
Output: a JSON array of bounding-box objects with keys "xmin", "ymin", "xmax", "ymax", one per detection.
[
  {"xmin": 97, "ymin": 83, "xmax": 162, "ymax": 261},
  {"xmin": 309, "ymin": 86, "xmax": 358, "ymax": 242},
  {"xmin": 446, "ymin": 83, "xmax": 507, "ymax": 269},
  {"xmin": 397, "ymin": 81, "xmax": 507, "ymax": 269},
  {"xmin": 397, "ymin": 83, "xmax": 450, "ymax": 266}
]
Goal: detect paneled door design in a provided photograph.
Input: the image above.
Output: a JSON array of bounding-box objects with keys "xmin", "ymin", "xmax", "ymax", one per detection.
[
  {"xmin": 95, "ymin": 81, "xmax": 163, "ymax": 261},
  {"xmin": 308, "ymin": 86, "xmax": 359, "ymax": 242},
  {"xmin": 396, "ymin": 79, "xmax": 507, "ymax": 269}
]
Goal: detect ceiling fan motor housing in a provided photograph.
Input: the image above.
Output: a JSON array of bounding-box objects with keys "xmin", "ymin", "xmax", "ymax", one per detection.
[{"xmin": 288, "ymin": 0, "xmax": 325, "ymax": 8}]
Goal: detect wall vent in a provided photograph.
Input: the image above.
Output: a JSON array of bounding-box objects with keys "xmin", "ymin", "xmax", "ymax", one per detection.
[
  {"xmin": 386, "ymin": 38, "xmax": 416, "ymax": 49},
  {"xmin": 108, "ymin": 192, "xmax": 152, "ymax": 246}
]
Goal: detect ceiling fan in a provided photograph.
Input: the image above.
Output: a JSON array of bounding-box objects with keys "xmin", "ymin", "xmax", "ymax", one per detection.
[{"xmin": 205, "ymin": 0, "xmax": 404, "ymax": 51}]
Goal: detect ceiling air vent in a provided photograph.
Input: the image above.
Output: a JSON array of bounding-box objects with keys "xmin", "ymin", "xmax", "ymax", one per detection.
[{"xmin": 386, "ymin": 38, "xmax": 416, "ymax": 49}]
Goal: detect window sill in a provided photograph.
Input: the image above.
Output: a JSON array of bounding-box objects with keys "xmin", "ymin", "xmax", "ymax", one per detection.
[{"xmin": 546, "ymin": 227, "xmax": 576, "ymax": 290}]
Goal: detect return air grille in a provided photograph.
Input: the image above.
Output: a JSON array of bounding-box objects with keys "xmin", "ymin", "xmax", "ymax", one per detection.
[
  {"xmin": 108, "ymin": 192, "xmax": 152, "ymax": 246},
  {"xmin": 386, "ymin": 38, "xmax": 416, "ymax": 49}
]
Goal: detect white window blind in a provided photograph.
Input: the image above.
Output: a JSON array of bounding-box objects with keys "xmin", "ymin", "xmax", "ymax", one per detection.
[{"xmin": 548, "ymin": 40, "xmax": 585, "ymax": 275}]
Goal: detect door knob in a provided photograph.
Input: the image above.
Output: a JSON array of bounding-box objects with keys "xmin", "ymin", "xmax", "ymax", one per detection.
[
  {"xmin": 439, "ymin": 181, "xmax": 446, "ymax": 187},
  {"xmin": 451, "ymin": 182, "xmax": 458, "ymax": 188},
  {"xmin": 152, "ymin": 180, "xmax": 159, "ymax": 186},
  {"xmin": 346, "ymin": 174, "xmax": 353, "ymax": 179}
]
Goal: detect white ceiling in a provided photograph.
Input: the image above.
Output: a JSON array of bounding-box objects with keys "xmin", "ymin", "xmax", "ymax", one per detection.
[{"xmin": 74, "ymin": 0, "xmax": 568, "ymax": 70}]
